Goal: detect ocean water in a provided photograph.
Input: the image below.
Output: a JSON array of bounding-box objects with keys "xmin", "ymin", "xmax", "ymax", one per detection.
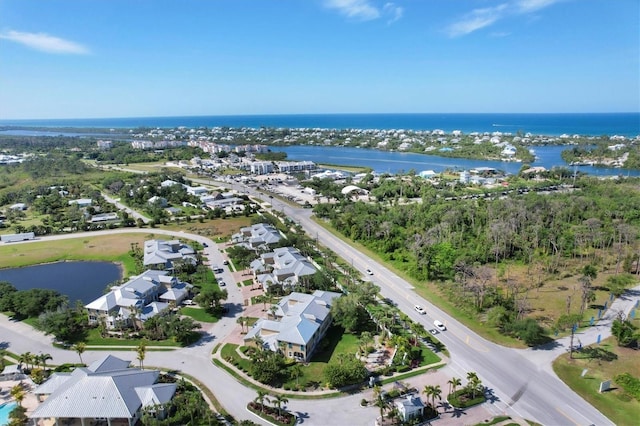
[{"xmin": 1, "ymin": 113, "xmax": 639, "ymax": 137}]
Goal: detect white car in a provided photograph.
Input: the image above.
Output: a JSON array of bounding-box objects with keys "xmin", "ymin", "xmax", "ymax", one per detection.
[
  {"xmin": 414, "ymin": 305, "xmax": 426, "ymax": 315},
  {"xmin": 366, "ymin": 269, "xmax": 374, "ymax": 275},
  {"xmin": 434, "ymin": 320, "xmax": 446, "ymax": 331}
]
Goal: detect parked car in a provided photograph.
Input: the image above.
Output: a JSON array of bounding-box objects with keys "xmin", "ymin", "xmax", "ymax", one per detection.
[
  {"xmin": 219, "ymin": 281, "xmax": 226, "ymax": 287},
  {"xmin": 415, "ymin": 305, "xmax": 426, "ymax": 315},
  {"xmin": 434, "ymin": 320, "xmax": 446, "ymax": 331},
  {"xmin": 222, "ymin": 260, "xmax": 229, "ymax": 265}
]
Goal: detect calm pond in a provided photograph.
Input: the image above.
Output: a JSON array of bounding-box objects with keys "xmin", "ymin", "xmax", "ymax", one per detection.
[{"xmin": 0, "ymin": 261, "xmax": 121, "ymax": 304}]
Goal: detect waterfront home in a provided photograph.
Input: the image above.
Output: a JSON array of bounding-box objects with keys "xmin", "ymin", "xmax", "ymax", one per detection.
[
  {"xmin": 249, "ymin": 247, "xmax": 317, "ymax": 291},
  {"xmin": 244, "ymin": 290, "xmax": 341, "ymax": 361},
  {"xmin": 30, "ymin": 354, "xmax": 176, "ymax": 426},
  {"xmin": 143, "ymin": 239, "xmax": 196, "ymax": 270},
  {"xmin": 85, "ymin": 270, "xmax": 192, "ymax": 330},
  {"xmin": 232, "ymin": 222, "xmax": 283, "ymax": 249}
]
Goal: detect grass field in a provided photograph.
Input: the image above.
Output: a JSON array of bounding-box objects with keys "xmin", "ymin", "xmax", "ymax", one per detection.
[
  {"xmin": 84, "ymin": 328, "xmax": 180, "ymax": 347},
  {"xmin": 0, "ymin": 233, "xmax": 158, "ymax": 273},
  {"xmin": 161, "ymin": 217, "xmax": 252, "ymax": 239},
  {"xmin": 553, "ymin": 335, "xmax": 640, "ymax": 426},
  {"xmin": 181, "ymin": 307, "xmax": 219, "ymax": 323}
]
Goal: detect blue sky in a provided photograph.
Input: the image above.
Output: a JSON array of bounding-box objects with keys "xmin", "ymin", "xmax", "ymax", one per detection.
[{"xmin": 0, "ymin": 0, "xmax": 638, "ymax": 119}]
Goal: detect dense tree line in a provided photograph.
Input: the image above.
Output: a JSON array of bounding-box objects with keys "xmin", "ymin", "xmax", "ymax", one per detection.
[{"xmin": 315, "ymin": 177, "xmax": 640, "ymax": 344}]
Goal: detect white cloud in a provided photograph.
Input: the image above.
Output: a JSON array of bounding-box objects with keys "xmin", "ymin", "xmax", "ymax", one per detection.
[
  {"xmin": 384, "ymin": 3, "xmax": 404, "ymax": 24},
  {"xmin": 0, "ymin": 30, "xmax": 89, "ymax": 54},
  {"xmin": 517, "ymin": 0, "xmax": 561, "ymax": 13},
  {"xmin": 324, "ymin": 0, "xmax": 380, "ymax": 21},
  {"xmin": 447, "ymin": 0, "xmax": 563, "ymax": 37},
  {"xmin": 447, "ymin": 4, "xmax": 508, "ymax": 37}
]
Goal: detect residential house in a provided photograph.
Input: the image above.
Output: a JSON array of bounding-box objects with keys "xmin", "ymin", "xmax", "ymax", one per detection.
[
  {"xmin": 250, "ymin": 246, "xmax": 317, "ymax": 291},
  {"xmin": 232, "ymin": 223, "xmax": 282, "ymax": 249},
  {"xmin": 244, "ymin": 290, "xmax": 341, "ymax": 361},
  {"xmin": 68, "ymin": 198, "xmax": 93, "ymax": 208},
  {"xmin": 147, "ymin": 196, "xmax": 168, "ymax": 207},
  {"xmin": 85, "ymin": 270, "xmax": 192, "ymax": 330},
  {"xmin": 143, "ymin": 239, "xmax": 196, "ymax": 270},
  {"xmin": 30, "ymin": 354, "xmax": 176, "ymax": 426},
  {"xmin": 395, "ymin": 394, "xmax": 426, "ymax": 423}
]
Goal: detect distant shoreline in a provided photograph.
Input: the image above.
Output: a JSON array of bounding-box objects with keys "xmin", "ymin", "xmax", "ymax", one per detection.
[{"xmin": 1, "ymin": 112, "xmax": 638, "ymax": 137}]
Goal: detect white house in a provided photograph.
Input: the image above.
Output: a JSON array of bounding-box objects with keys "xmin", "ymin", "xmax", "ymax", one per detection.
[
  {"xmin": 395, "ymin": 394, "xmax": 426, "ymax": 422},
  {"xmin": 143, "ymin": 239, "xmax": 196, "ymax": 270},
  {"xmin": 85, "ymin": 270, "xmax": 192, "ymax": 330},
  {"xmin": 244, "ymin": 290, "xmax": 341, "ymax": 361},
  {"xmin": 30, "ymin": 354, "xmax": 176, "ymax": 426},
  {"xmin": 250, "ymin": 247, "xmax": 318, "ymax": 291}
]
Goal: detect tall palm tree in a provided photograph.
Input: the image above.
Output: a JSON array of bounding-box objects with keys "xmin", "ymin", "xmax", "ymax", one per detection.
[
  {"xmin": 431, "ymin": 384, "xmax": 442, "ymax": 412},
  {"xmin": 73, "ymin": 342, "xmax": 86, "ymax": 365},
  {"xmin": 236, "ymin": 316, "xmax": 245, "ymax": 333},
  {"xmin": 373, "ymin": 386, "xmax": 388, "ymax": 421},
  {"xmin": 290, "ymin": 363, "xmax": 303, "ymax": 387},
  {"xmin": 254, "ymin": 390, "xmax": 268, "ymax": 413},
  {"xmin": 466, "ymin": 372, "xmax": 482, "ymax": 399},
  {"xmin": 136, "ymin": 343, "xmax": 147, "ymax": 369},
  {"xmin": 423, "ymin": 385, "xmax": 435, "ymax": 408},
  {"xmin": 38, "ymin": 353, "xmax": 53, "ymax": 370},
  {"xmin": 10, "ymin": 384, "xmax": 25, "ymax": 407},
  {"xmin": 448, "ymin": 377, "xmax": 461, "ymax": 396},
  {"xmin": 272, "ymin": 394, "xmax": 289, "ymax": 417}
]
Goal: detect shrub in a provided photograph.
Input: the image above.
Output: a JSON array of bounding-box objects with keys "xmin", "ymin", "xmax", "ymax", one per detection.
[{"xmin": 615, "ymin": 373, "xmax": 640, "ymax": 401}]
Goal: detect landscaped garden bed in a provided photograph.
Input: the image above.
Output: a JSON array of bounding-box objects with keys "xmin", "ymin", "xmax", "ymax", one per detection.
[{"xmin": 247, "ymin": 401, "xmax": 296, "ymax": 426}]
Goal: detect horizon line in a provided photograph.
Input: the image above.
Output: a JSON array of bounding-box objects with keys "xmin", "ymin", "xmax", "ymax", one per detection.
[{"xmin": 1, "ymin": 111, "xmax": 639, "ymax": 122}]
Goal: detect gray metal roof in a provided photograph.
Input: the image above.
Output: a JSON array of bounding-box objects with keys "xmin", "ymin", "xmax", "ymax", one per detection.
[{"xmin": 30, "ymin": 356, "xmax": 171, "ymax": 421}]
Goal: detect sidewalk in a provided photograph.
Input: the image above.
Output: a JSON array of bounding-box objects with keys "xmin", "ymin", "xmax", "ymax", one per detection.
[{"xmin": 525, "ymin": 283, "xmax": 640, "ymax": 371}]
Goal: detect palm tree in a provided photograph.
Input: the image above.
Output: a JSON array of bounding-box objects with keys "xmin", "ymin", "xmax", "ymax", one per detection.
[
  {"xmin": 373, "ymin": 385, "xmax": 388, "ymax": 421},
  {"xmin": 423, "ymin": 385, "xmax": 435, "ymax": 408},
  {"xmin": 73, "ymin": 342, "xmax": 86, "ymax": 365},
  {"xmin": 38, "ymin": 353, "xmax": 53, "ymax": 370},
  {"xmin": 137, "ymin": 343, "xmax": 147, "ymax": 369},
  {"xmin": 237, "ymin": 316, "xmax": 245, "ymax": 333},
  {"xmin": 358, "ymin": 331, "xmax": 373, "ymax": 355},
  {"xmin": 272, "ymin": 393, "xmax": 289, "ymax": 417},
  {"xmin": 431, "ymin": 384, "xmax": 442, "ymax": 412},
  {"xmin": 254, "ymin": 390, "xmax": 268, "ymax": 413},
  {"xmin": 448, "ymin": 377, "xmax": 461, "ymax": 396},
  {"xmin": 18, "ymin": 352, "xmax": 31, "ymax": 371},
  {"xmin": 269, "ymin": 304, "xmax": 278, "ymax": 319},
  {"xmin": 10, "ymin": 384, "xmax": 25, "ymax": 407},
  {"xmin": 290, "ymin": 363, "xmax": 303, "ymax": 387},
  {"xmin": 410, "ymin": 322, "xmax": 426, "ymax": 346},
  {"xmin": 466, "ymin": 372, "xmax": 482, "ymax": 399}
]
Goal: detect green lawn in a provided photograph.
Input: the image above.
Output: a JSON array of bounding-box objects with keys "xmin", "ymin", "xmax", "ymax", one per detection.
[
  {"xmin": 83, "ymin": 328, "xmax": 179, "ymax": 347},
  {"xmin": 181, "ymin": 307, "xmax": 219, "ymax": 323},
  {"xmin": 553, "ymin": 338, "xmax": 640, "ymax": 426}
]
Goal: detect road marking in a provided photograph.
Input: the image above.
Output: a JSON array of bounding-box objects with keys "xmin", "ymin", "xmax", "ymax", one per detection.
[
  {"xmin": 465, "ymin": 336, "xmax": 489, "ymax": 352},
  {"xmin": 555, "ymin": 406, "xmax": 579, "ymax": 426}
]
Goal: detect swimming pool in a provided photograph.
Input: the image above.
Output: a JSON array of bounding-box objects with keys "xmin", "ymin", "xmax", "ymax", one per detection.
[{"xmin": 0, "ymin": 402, "xmax": 17, "ymax": 426}]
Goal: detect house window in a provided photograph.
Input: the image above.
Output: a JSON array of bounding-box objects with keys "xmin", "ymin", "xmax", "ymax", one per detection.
[
  {"xmin": 288, "ymin": 352, "xmax": 292, "ymax": 357},
  {"xmin": 288, "ymin": 343, "xmax": 292, "ymax": 348},
  {"xmin": 301, "ymin": 345, "xmax": 305, "ymax": 351}
]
